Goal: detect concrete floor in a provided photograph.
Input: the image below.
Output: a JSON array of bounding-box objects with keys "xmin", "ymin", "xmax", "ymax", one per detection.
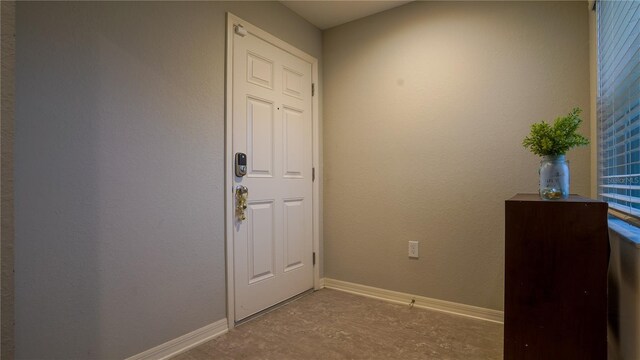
[{"xmin": 174, "ymin": 288, "xmax": 503, "ymax": 360}]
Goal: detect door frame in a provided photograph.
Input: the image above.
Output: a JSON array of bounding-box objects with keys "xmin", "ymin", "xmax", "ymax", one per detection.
[{"xmin": 224, "ymin": 12, "xmax": 321, "ymax": 330}]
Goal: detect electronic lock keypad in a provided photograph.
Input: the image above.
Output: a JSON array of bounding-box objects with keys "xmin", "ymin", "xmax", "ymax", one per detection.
[{"xmin": 235, "ymin": 152, "xmax": 247, "ymax": 177}]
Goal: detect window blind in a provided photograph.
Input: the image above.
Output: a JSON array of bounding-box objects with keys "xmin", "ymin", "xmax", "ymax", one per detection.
[{"xmin": 597, "ymin": 0, "xmax": 640, "ymax": 218}]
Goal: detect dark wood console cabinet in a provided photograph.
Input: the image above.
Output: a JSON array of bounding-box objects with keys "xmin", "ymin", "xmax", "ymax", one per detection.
[{"xmin": 504, "ymin": 194, "xmax": 609, "ymax": 360}]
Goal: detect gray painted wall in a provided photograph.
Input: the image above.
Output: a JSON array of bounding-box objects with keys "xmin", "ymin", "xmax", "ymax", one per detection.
[
  {"xmin": 323, "ymin": 1, "xmax": 590, "ymax": 311},
  {"xmin": 1, "ymin": 1, "xmax": 16, "ymax": 358},
  {"xmin": 15, "ymin": 2, "xmax": 320, "ymax": 359}
]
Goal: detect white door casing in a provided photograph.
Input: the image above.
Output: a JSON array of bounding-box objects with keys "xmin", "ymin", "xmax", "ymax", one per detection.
[{"xmin": 225, "ymin": 14, "xmax": 320, "ymax": 324}]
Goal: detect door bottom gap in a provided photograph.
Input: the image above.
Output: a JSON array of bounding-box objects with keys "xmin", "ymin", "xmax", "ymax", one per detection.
[{"xmin": 235, "ymin": 288, "xmax": 315, "ymax": 327}]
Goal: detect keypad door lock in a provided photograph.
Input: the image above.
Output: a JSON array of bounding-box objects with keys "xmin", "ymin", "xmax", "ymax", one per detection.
[{"xmin": 235, "ymin": 152, "xmax": 247, "ymax": 177}]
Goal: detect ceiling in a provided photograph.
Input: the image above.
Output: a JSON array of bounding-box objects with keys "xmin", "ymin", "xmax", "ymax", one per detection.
[{"xmin": 280, "ymin": 1, "xmax": 413, "ymax": 30}]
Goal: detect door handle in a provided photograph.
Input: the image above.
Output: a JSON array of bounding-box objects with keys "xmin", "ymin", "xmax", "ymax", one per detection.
[{"xmin": 235, "ymin": 185, "xmax": 248, "ymax": 221}]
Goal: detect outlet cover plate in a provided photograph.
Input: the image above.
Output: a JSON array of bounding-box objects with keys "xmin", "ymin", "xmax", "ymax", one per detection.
[{"xmin": 409, "ymin": 241, "xmax": 419, "ymax": 258}]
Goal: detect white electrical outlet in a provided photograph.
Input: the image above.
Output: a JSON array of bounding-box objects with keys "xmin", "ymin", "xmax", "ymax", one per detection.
[{"xmin": 408, "ymin": 241, "xmax": 419, "ymax": 258}]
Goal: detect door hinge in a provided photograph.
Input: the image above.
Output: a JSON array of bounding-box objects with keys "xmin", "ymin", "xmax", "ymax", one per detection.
[
  {"xmin": 313, "ymin": 252, "xmax": 316, "ymax": 266},
  {"xmin": 312, "ymin": 83, "xmax": 315, "ymax": 96},
  {"xmin": 312, "ymin": 167, "xmax": 315, "ymax": 182}
]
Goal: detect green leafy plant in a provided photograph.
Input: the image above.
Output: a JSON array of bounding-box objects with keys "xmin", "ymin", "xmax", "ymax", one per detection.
[{"xmin": 522, "ymin": 107, "xmax": 590, "ymax": 156}]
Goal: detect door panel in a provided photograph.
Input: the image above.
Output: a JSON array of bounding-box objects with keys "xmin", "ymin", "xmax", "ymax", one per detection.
[
  {"xmin": 283, "ymin": 199, "xmax": 305, "ymax": 272},
  {"xmin": 283, "ymin": 67, "xmax": 304, "ymax": 99},
  {"xmin": 283, "ymin": 107, "xmax": 305, "ymax": 178},
  {"xmin": 247, "ymin": 201, "xmax": 275, "ymax": 284},
  {"xmin": 233, "ymin": 28, "xmax": 313, "ymax": 321},
  {"xmin": 246, "ymin": 97, "xmax": 274, "ymax": 177},
  {"xmin": 247, "ymin": 52, "xmax": 274, "ymax": 89}
]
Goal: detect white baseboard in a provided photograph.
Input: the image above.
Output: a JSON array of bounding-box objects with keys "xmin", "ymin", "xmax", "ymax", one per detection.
[
  {"xmin": 125, "ymin": 318, "xmax": 229, "ymax": 360},
  {"xmin": 323, "ymin": 278, "xmax": 504, "ymax": 324},
  {"xmin": 318, "ymin": 277, "xmax": 325, "ymax": 288}
]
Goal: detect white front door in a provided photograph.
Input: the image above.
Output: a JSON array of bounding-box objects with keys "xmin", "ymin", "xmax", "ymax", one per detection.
[{"xmin": 232, "ymin": 24, "xmax": 314, "ymax": 321}]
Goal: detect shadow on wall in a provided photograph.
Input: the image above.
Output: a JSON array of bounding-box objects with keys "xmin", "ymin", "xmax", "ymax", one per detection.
[{"xmin": 608, "ymin": 221, "xmax": 640, "ymax": 360}]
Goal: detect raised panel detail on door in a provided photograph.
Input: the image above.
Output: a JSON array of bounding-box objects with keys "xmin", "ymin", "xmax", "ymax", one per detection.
[
  {"xmin": 247, "ymin": 97, "xmax": 273, "ymax": 177},
  {"xmin": 247, "ymin": 51, "xmax": 273, "ymax": 89},
  {"xmin": 283, "ymin": 106, "xmax": 304, "ymax": 178},
  {"xmin": 232, "ymin": 19, "xmax": 314, "ymax": 322},
  {"xmin": 247, "ymin": 201, "xmax": 275, "ymax": 284},
  {"xmin": 282, "ymin": 67, "xmax": 303, "ymax": 99},
  {"xmin": 283, "ymin": 199, "xmax": 304, "ymax": 272}
]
